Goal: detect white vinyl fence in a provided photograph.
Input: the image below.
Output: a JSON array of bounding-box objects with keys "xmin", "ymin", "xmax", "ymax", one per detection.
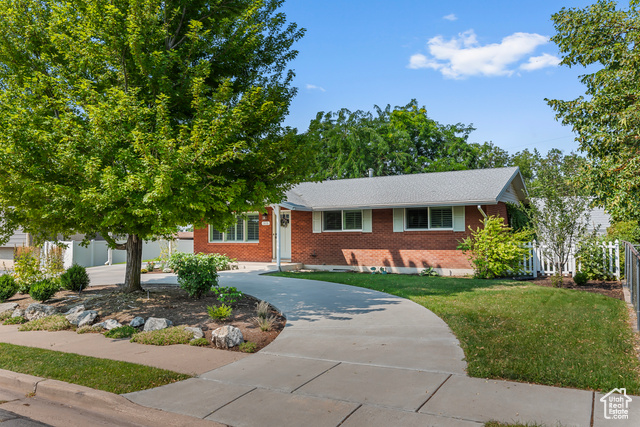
[
  {"xmin": 520, "ymin": 240, "xmax": 620, "ymax": 279},
  {"xmin": 43, "ymin": 239, "xmax": 193, "ymax": 269}
]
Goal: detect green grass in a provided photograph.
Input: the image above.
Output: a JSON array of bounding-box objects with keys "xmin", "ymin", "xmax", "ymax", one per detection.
[
  {"xmin": 19, "ymin": 315, "xmax": 72, "ymax": 331},
  {"xmin": 273, "ymin": 272, "xmax": 640, "ymax": 394},
  {"xmin": 0, "ymin": 343, "xmax": 190, "ymax": 394},
  {"xmin": 130, "ymin": 326, "xmax": 192, "ymax": 346}
]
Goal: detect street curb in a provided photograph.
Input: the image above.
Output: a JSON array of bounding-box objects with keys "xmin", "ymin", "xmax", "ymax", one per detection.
[
  {"xmin": 35, "ymin": 379, "xmax": 124, "ymax": 408},
  {"xmin": 0, "ymin": 369, "xmax": 40, "ymax": 395}
]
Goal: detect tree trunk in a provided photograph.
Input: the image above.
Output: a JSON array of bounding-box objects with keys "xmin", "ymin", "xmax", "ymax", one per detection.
[{"xmin": 123, "ymin": 234, "xmax": 143, "ymax": 293}]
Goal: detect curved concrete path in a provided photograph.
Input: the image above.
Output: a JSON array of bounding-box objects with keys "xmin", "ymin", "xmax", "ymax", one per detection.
[{"xmin": 121, "ymin": 265, "xmax": 626, "ymax": 427}]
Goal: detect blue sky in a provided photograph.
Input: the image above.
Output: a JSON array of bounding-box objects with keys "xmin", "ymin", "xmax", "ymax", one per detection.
[{"xmin": 279, "ymin": 0, "xmax": 595, "ymax": 155}]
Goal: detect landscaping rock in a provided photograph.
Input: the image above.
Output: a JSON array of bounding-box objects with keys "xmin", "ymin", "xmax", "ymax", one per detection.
[
  {"xmin": 143, "ymin": 317, "xmax": 173, "ymax": 332},
  {"xmin": 24, "ymin": 303, "xmax": 56, "ymax": 321},
  {"xmin": 103, "ymin": 319, "xmax": 122, "ymax": 330},
  {"xmin": 129, "ymin": 316, "xmax": 145, "ymax": 328},
  {"xmin": 11, "ymin": 308, "xmax": 24, "ymax": 318},
  {"xmin": 0, "ymin": 302, "xmax": 18, "ymax": 315},
  {"xmin": 63, "ymin": 305, "xmax": 85, "ymax": 316},
  {"xmin": 211, "ymin": 325, "xmax": 243, "ymax": 349},
  {"xmin": 67, "ymin": 310, "xmax": 98, "ymax": 327},
  {"xmin": 184, "ymin": 326, "xmax": 204, "ymax": 340}
]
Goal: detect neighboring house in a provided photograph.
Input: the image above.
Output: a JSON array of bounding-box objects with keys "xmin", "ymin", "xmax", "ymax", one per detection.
[{"xmin": 194, "ymin": 167, "xmax": 528, "ymax": 275}]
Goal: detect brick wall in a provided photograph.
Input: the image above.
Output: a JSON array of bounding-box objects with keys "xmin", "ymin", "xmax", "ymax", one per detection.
[{"xmin": 193, "ymin": 203, "xmax": 510, "ymax": 269}]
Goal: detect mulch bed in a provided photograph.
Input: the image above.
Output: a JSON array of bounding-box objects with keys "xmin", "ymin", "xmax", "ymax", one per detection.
[
  {"xmin": 528, "ymin": 276, "xmax": 624, "ymax": 301},
  {"xmin": 6, "ymin": 283, "xmax": 286, "ymax": 353}
]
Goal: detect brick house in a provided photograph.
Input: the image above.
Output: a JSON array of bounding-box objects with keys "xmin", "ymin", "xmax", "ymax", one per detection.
[{"xmin": 194, "ymin": 167, "xmax": 528, "ymax": 275}]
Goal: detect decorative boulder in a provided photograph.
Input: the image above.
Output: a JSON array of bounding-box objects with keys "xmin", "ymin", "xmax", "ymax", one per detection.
[
  {"xmin": 11, "ymin": 308, "xmax": 24, "ymax": 318},
  {"xmin": 211, "ymin": 325, "xmax": 243, "ymax": 349},
  {"xmin": 184, "ymin": 326, "xmax": 204, "ymax": 340},
  {"xmin": 67, "ymin": 310, "xmax": 98, "ymax": 327},
  {"xmin": 129, "ymin": 316, "xmax": 145, "ymax": 328},
  {"xmin": 143, "ymin": 317, "xmax": 173, "ymax": 332},
  {"xmin": 0, "ymin": 303, "xmax": 18, "ymax": 315},
  {"xmin": 63, "ymin": 305, "xmax": 85, "ymax": 316},
  {"xmin": 24, "ymin": 303, "xmax": 56, "ymax": 321},
  {"xmin": 102, "ymin": 319, "xmax": 122, "ymax": 330}
]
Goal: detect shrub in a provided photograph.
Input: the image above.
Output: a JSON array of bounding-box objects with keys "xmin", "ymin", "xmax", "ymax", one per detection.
[
  {"xmin": 60, "ymin": 264, "xmax": 90, "ymax": 293},
  {"xmin": 4, "ymin": 315, "xmax": 26, "ymax": 325},
  {"xmin": 190, "ymin": 337, "xmax": 209, "ymax": 347},
  {"xmin": 130, "ymin": 327, "xmax": 192, "ymax": 346},
  {"xmin": 140, "ymin": 268, "xmax": 148, "ymax": 274},
  {"xmin": 207, "ymin": 304, "xmax": 232, "ymax": 321},
  {"xmin": 550, "ymin": 273, "xmax": 564, "ymax": 288},
  {"xmin": 0, "ymin": 275, "xmax": 18, "ymax": 302},
  {"xmin": 252, "ymin": 315, "xmax": 276, "ymax": 331},
  {"xmin": 29, "ymin": 278, "xmax": 61, "ymax": 302},
  {"xmin": 239, "ymin": 341, "xmax": 257, "ymax": 353},
  {"xmin": 574, "ymin": 271, "xmax": 589, "ymax": 286},
  {"xmin": 168, "ymin": 253, "xmax": 220, "ymax": 298},
  {"xmin": 13, "ymin": 247, "xmax": 42, "ymax": 293},
  {"xmin": 420, "ymin": 267, "xmax": 439, "ymax": 277},
  {"xmin": 458, "ymin": 216, "xmax": 532, "ymax": 279},
  {"xmin": 576, "ymin": 231, "xmax": 613, "ymax": 280},
  {"xmin": 255, "ymin": 300, "xmax": 270, "ymax": 319},
  {"xmin": 104, "ymin": 325, "xmax": 137, "ymax": 339},
  {"xmin": 76, "ymin": 325, "xmax": 103, "ymax": 334},
  {"xmin": 213, "ymin": 286, "xmax": 243, "ymax": 305},
  {"xmin": 19, "ymin": 315, "xmax": 72, "ymax": 331}
]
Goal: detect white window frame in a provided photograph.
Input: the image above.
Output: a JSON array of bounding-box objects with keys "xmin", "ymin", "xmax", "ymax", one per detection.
[
  {"xmin": 322, "ymin": 209, "xmax": 364, "ymax": 232},
  {"xmin": 404, "ymin": 207, "xmax": 454, "ymax": 231},
  {"xmin": 208, "ymin": 213, "xmax": 260, "ymax": 243}
]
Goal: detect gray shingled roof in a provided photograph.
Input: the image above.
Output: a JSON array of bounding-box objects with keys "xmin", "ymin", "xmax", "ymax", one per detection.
[{"xmin": 283, "ymin": 167, "xmax": 526, "ymax": 210}]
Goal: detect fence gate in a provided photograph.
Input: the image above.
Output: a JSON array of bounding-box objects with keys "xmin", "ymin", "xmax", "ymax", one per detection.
[{"xmin": 623, "ymin": 241, "xmax": 640, "ymax": 331}]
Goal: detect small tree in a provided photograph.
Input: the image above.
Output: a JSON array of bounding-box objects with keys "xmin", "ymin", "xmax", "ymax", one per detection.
[{"xmin": 458, "ymin": 216, "xmax": 532, "ymax": 279}]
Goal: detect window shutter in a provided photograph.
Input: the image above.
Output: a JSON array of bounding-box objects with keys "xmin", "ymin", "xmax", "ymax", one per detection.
[
  {"xmin": 312, "ymin": 211, "xmax": 322, "ymax": 233},
  {"xmin": 362, "ymin": 209, "xmax": 372, "ymax": 232},
  {"xmin": 453, "ymin": 206, "xmax": 465, "ymax": 232},
  {"xmin": 393, "ymin": 208, "xmax": 404, "ymax": 232}
]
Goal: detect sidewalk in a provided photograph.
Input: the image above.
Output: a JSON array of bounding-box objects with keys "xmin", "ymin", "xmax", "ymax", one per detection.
[{"xmin": 1, "ymin": 265, "xmax": 639, "ymax": 426}]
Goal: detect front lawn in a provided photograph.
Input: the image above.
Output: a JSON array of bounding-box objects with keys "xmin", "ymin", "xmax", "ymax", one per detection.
[
  {"xmin": 272, "ymin": 272, "xmax": 640, "ymax": 394},
  {"xmin": 0, "ymin": 343, "xmax": 190, "ymax": 394}
]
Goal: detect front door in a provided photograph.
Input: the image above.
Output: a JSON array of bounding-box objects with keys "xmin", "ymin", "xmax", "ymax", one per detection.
[{"xmin": 273, "ymin": 210, "xmax": 292, "ymax": 260}]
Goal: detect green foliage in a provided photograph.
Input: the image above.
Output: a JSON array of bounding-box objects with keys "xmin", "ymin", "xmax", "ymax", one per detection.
[
  {"xmin": 0, "ymin": 311, "xmax": 11, "ymax": 321},
  {"xmin": 239, "ymin": 341, "xmax": 258, "ymax": 353},
  {"xmin": 19, "ymin": 315, "xmax": 72, "ymax": 332},
  {"xmin": 458, "ymin": 216, "xmax": 532, "ymax": 279},
  {"xmin": 253, "ymin": 315, "xmax": 276, "ymax": 331},
  {"xmin": 255, "ymin": 300, "xmax": 270, "ymax": 319},
  {"xmin": 60, "ymin": 264, "xmax": 90, "ymax": 293},
  {"xmin": 3, "ymin": 316, "xmax": 26, "ymax": 325},
  {"xmin": 104, "ymin": 326, "xmax": 138, "ymax": 339},
  {"xmin": 0, "ymin": 275, "xmax": 18, "ymax": 302},
  {"xmin": 550, "ymin": 273, "xmax": 564, "ymax": 288},
  {"xmin": 140, "ymin": 268, "xmax": 148, "ymax": 274},
  {"xmin": 76, "ymin": 325, "xmax": 103, "ymax": 334},
  {"xmin": 190, "ymin": 337, "xmax": 210, "ymax": 347},
  {"xmin": 213, "ymin": 286, "xmax": 243, "ymax": 305},
  {"xmin": 420, "ymin": 267, "xmax": 439, "ymax": 277},
  {"xmin": 607, "ymin": 220, "xmax": 640, "ymax": 244},
  {"xmin": 28, "ymin": 278, "xmax": 61, "ymax": 303},
  {"xmin": 130, "ymin": 327, "xmax": 193, "ymax": 346},
  {"xmin": 0, "ymin": 0, "xmax": 311, "ymax": 293},
  {"xmin": 207, "ymin": 304, "xmax": 233, "ymax": 321},
  {"xmin": 505, "ymin": 202, "xmax": 531, "ymax": 231},
  {"xmin": 548, "ymin": 1, "xmax": 640, "ymax": 224},
  {"xmin": 573, "ymin": 271, "xmax": 589, "ymax": 286},
  {"xmin": 13, "ymin": 247, "xmax": 42, "ymax": 294},
  {"xmin": 576, "ymin": 231, "xmax": 613, "ymax": 281},
  {"xmin": 169, "ymin": 253, "xmax": 220, "ymax": 299}
]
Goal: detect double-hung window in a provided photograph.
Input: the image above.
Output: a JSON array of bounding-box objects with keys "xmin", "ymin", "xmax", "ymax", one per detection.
[
  {"xmin": 209, "ymin": 213, "xmax": 260, "ymax": 242},
  {"xmin": 323, "ymin": 210, "xmax": 363, "ymax": 231},
  {"xmin": 405, "ymin": 207, "xmax": 453, "ymax": 230}
]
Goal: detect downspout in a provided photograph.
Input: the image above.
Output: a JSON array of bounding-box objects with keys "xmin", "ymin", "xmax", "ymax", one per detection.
[
  {"xmin": 275, "ymin": 205, "xmax": 281, "ymax": 272},
  {"xmin": 477, "ymin": 205, "xmax": 488, "ymax": 220}
]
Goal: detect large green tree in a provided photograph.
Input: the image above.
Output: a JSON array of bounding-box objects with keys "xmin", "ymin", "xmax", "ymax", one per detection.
[
  {"xmin": 0, "ymin": 0, "xmax": 309, "ymax": 291},
  {"xmin": 303, "ymin": 100, "xmax": 507, "ymax": 180},
  {"xmin": 548, "ymin": 0, "xmax": 640, "ymax": 223}
]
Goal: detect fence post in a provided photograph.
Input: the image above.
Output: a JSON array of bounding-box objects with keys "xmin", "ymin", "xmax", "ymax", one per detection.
[
  {"xmin": 615, "ymin": 240, "xmax": 620, "ymax": 280},
  {"xmin": 636, "ymin": 256, "xmax": 640, "ymax": 331},
  {"xmin": 532, "ymin": 240, "xmax": 538, "ymax": 278}
]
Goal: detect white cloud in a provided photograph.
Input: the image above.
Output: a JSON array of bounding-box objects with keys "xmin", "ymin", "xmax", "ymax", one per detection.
[
  {"xmin": 443, "ymin": 13, "xmax": 457, "ymax": 21},
  {"xmin": 407, "ymin": 29, "xmax": 551, "ymax": 79},
  {"xmin": 520, "ymin": 53, "xmax": 561, "ymax": 71},
  {"xmin": 305, "ymin": 84, "xmax": 326, "ymax": 92}
]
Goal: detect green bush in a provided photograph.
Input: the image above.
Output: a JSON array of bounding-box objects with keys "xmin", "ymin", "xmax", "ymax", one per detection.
[
  {"xmin": 130, "ymin": 327, "xmax": 192, "ymax": 346},
  {"xmin": 458, "ymin": 216, "xmax": 533, "ymax": 279},
  {"xmin": 213, "ymin": 286, "xmax": 243, "ymax": 305},
  {"xmin": 239, "ymin": 341, "xmax": 257, "ymax": 353},
  {"xmin": 104, "ymin": 325, "xmax": 137, "ymax": 339},
  {"xmin": 76, "ymin": 325, "xmax": 103, "ymax": 334},
  {"xmin": 207, "ymin": 304, "xmax": 232, "ymax": 321},
  {"xmin": 60, "ymin": 264, "xmax": 90, "ymax": 293},
  {"xmin": 574, "ymin": 271, "xmax": 589, "ymax": 286},
  {"xmin": 13, "ymin": 247, "xmax": 42, "ymax": 294},
  {"xmin": 4, "ymin": 315, "xmax": 26, "ymax": 325},
  {"xmin": 576, "ymin": 231, "xmax": 613, "ymax": 280},
  {"xmin": 168, "ymin": 253, "xmax": 220, "ymax": 298},
  {"xmin": 550, "ymin": 273, "xmax": 564, "ymax": 288},
  {"xmin": 29, "ymin": 278, "xmax": 61, "ymax": 302},
  {"xmin": 0, "ymin": 275, "xmax": 18, "ymax": 302},
  {"xmin": 189, "ymin": 337, "xmax": 209, "ymax": 347}
]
